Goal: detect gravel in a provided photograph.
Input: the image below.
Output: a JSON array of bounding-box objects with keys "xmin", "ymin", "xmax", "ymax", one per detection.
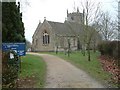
[{"xmin": 28, "ymin": 52, "xmax": 105, "ymax": 88}]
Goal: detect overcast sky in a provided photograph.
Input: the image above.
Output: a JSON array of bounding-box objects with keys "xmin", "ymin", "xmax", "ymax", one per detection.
[{"xmin": 19, "ymin": 0, "xmax": 117, "ymax": 43}]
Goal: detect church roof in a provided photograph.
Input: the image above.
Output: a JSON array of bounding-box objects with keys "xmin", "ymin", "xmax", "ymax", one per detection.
[
  {"xmin": 64, "ymin": 21, "xmax": 83, "ymax": 35},
  {"xmin": 33, "ymin": 22, "xmax": 41, "ymax": 38},
  {"xmin": 47, "ymin": 20, "xmax": 83, "ymax": 36}
]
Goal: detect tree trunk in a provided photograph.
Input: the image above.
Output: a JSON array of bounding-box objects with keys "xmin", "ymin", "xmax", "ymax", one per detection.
[
  {"xmin": 87, "ymin": 44, "xmax": 91, "ymax": 61},
  {"xmin": 83, "ymin": 48, "xmax": 85, "ymax": 56},
  {"xmin": 56, "ymin": 46, "xmax": 58, "ymax": 54},
  {"xmin": 82, "ymin": 43, "xmax": 86, "ymax": 56},
  {"xmin": 93, "ymin": 42, "xmax": 96, "ymax": 53},
  {"xmin": 64, "ymin": 48, "xmax": 67, "ymax": 55},
  {"xmin": 67, "ymin": 39, "xmax": 70, "ymax": 57},
  {"xmin": 68, "ymin": 49, "xmax": 70, "ymax": 57}
]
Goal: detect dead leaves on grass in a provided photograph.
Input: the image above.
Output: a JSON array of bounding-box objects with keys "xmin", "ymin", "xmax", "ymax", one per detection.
[
  {"xmin": 17, "ymin": 75, "xmax": 37, "ymax": 88},
  {"xmin": 99, "ymin": 55, "xmax": 120, "ymax": 86}
]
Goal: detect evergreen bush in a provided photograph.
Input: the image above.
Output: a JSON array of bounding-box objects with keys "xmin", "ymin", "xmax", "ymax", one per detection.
[{"xmin": 2, "ymin": 50, "xmax": 20, "ymax": 88}]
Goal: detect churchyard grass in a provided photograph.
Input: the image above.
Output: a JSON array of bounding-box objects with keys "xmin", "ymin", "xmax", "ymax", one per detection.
[{"xmin": 18, "ymin": 54, "xmax": 46, "ymax": 88}]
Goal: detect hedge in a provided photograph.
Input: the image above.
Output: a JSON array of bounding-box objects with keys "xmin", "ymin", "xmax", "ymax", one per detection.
[{"xmin": 97, "ymin": 41, "xmax": 120, "ymax": 59}]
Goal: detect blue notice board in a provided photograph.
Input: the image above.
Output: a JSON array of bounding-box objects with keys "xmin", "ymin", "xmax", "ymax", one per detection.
[{"xmin": 2, "ymin": 43, "xmax": 26, "ymax": 56}]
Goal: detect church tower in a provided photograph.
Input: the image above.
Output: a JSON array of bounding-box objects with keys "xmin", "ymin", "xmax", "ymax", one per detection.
[{"xmin": 66, "ymin": 8, "xmax": 84, "ymax": 24}]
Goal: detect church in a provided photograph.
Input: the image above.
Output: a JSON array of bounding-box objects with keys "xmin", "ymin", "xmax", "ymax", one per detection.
[{"xmin": 32, "ymin": 9, "xmax": 99, "ymax": 52}]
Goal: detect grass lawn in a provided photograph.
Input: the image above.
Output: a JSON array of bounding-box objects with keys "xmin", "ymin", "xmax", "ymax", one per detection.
[
  {"xmin": 43, "ymin": 51, "xmax": 113, "ymax": 87},
  {"xmin": 18, "ymin": 54, "xmax": 46, "ymax": 88}
]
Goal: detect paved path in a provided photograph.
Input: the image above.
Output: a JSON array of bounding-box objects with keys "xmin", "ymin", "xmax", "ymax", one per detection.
[{"xmin": 28, "ymin": 52, "xmax": 105, "ymax": 88}]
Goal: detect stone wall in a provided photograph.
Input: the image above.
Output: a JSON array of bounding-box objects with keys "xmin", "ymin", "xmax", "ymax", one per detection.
[
  {"xmin": 32, "ymin": 20, "xmax": 55, "ymax": 51},
  {"xmin": 32, "ymin": 20, "xmax": 79, "ymax": 52}
]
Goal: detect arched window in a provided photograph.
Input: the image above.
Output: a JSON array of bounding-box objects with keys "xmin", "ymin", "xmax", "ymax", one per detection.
[{"xmin": 43, "ymin": 31, "xmax": 50, "ymax": 45}]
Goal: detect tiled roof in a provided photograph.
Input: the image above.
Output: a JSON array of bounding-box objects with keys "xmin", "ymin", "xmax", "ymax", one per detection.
[{"xmin": 48, "ymin": 20, "xmax": 83, "ymax": 36}]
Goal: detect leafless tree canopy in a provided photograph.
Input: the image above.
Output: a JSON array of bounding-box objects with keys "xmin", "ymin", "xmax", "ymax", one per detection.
[{"xmin": 98, "ymin": 12, "xmax": 118, "ymax": 41}]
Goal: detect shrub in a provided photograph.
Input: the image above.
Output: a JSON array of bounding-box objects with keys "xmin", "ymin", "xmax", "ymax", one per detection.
[
  {"xmin": 97, "ymin": 41, "xmax": 111, "ymax": 55},
  {"xmin": 2, "ymin": 50, "xmax": 20, "ymax": 88},
  {"xmin": 97, "ymin": 41, "xmax": 120, "ymax": 59},
  {"xmin": 111, "ymin": 41, "xmax": 120, "ymax": 59},
  {"xmin": 97, "ymin": 43, "xmax": 104, "ymax": 55}
]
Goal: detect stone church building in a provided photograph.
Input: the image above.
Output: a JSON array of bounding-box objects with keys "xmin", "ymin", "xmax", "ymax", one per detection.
[{"xmin": 32, "ymin": 9, "xmax": 98, "ymax": 52}]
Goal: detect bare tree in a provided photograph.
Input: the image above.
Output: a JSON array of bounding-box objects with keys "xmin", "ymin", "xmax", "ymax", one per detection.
[
  {"xmin": 91, "ymin": 22, "xmax": 103, "ymax": 53},
  {"xmin": 98, "ymin": 12, "xmax": 118, "ymax": 41},
  {"xmin": 79, "ymin": 0, "xmax": 101, "ymax": 61},
  {"xmin": 117, "ymin": 0, "xmax": 120, "ymax": 40},
  {"xmin": 111, "ymin": 0, "xmax": 120, "ymax": 40}
]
